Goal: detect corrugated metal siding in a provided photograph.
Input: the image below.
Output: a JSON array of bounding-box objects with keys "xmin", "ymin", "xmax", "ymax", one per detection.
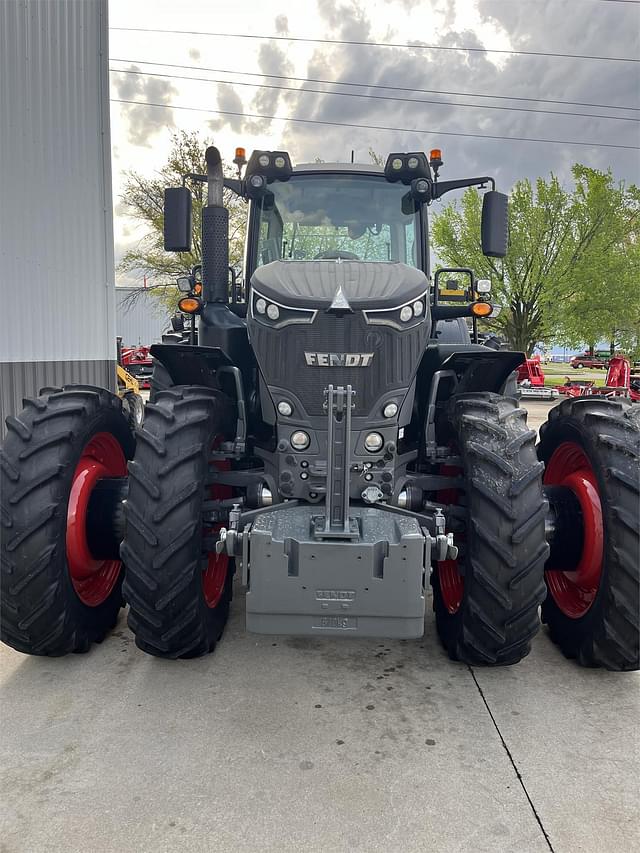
[
  {"xmin": 0, "ymin": 360, "xmax": 113, "ymax": 437},
  {"xmin": 0, "ymin": 0, "xmax": 114, "ymax": 364},
  {"xmin": 116, "ymin": 288, "xmax": 171, "ymax": 346}
]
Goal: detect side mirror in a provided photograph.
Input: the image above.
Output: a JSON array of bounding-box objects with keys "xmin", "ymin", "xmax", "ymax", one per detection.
[
  {"xmin": 164, "ymin": 187, "xmax": 192, "ymax": 252},
  {"xmin": 481, "ymin": 191, "xmax": 508, "ymax": 258}
]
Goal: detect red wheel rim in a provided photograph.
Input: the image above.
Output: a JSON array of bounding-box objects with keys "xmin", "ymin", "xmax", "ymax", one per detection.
[
  {"xmin": 437, "ymin": 464, "xmax": 464, "ymax": 614},
  {"xmin": 202, "ymin": 451, "xmax": 231, "ymax": 609},
  {"xmin": 203, "ymin": 550, "xmax": 229, "ymax": 608},
  {"xmin": 439, "ymin": 558, "xmax": 464, "ymax": 614},
  {"xmin": 66, "ymin": 432, "xmax": 127, "ymax": 606},
  {"xmin": 543, "ymin": 441, "xmax": 604, "ymax": 618}
]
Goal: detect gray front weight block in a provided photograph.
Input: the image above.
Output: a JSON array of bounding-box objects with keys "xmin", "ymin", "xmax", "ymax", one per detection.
[{"xmin": 246, "ymin": 505, "xmax": 427, "ymax": 638}]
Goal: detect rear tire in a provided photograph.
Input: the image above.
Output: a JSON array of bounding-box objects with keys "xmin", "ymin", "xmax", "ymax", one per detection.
[
  {"xmin": 432, "ymin": 393, "xmax": 548, "ymax": 665},
  {"xmin": 1, "ymin": 386, "xmax": 134, "ymax": 655},
  {"xmin": 122, "ymin": 386, "xmax": 236, "ymax": 658},
  {"xmin": 538, "ymin": 397, "xmax": 639, "ymax": 670}
]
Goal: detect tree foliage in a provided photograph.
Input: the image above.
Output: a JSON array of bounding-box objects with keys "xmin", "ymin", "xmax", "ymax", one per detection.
[
  {"xmin": 118, "ymin": 130, "xmax": 247, "ymax": 312},
  {"xmin": 431, "ymin": 165, "xmax": 640, "ymax": 354}
]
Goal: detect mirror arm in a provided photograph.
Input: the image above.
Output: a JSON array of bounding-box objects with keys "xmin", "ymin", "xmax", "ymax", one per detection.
[
  {"xmin": 183, "ymin": 172, "xmax": 245, "ymax": 197},
  {"xmin": 431, "ymin": 304, "xmax": 476, "ymax": 321},
  {"xmin": 431, "ymin": 176, "xmax": 495, "ymax": 200}
]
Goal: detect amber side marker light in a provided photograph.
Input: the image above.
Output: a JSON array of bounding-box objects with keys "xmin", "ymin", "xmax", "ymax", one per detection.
[
  {"xmin": 471, "ymin": 301, "xmax": 493, "ymax": 318},
  {"xmin": 178, "ymin": 296, "xmax": 203, "ymax": 314}
]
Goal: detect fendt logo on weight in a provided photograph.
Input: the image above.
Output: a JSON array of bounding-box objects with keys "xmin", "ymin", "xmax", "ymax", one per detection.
[{"xmin": 304, "ymin": 352, "xmax": 374, "ymax": 367}]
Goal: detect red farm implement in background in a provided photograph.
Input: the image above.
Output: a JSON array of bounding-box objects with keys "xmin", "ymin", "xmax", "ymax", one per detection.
[
  {"xmin": 560, "ymin": 355, "xmax": 640, "ymax": 402},
  {"xmin": 120, "ymin": 345, "xmax": 153, "ymax": 389},
  {"xmin": 516, "ymin": 356, "xmax": 558, "ymax": 400}
]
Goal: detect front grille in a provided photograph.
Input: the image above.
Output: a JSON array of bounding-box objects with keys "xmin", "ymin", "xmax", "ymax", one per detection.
[{"xmin": 250, "ymin": 312, "xmax": 427, "ymax": 415}]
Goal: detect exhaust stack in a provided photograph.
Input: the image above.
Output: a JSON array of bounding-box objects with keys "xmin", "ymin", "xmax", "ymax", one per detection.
[{"xmin": 202, "ymin": 146, "xmax": 229, "ymax": 304}]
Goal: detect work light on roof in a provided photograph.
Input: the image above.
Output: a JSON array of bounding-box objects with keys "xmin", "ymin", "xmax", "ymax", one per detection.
[
  {"xmin": 246, "ymin": 150, "xmax": 293, "ymax": 184},
  {"xmin": 384, "ymin": 152, "xmax": 431, "ymax": 185}
]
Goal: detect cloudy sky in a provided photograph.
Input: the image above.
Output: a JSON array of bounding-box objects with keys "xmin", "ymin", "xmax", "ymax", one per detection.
[{"xmin": 108, "ymin": 0, "xmax": 639, "ymax": 284}]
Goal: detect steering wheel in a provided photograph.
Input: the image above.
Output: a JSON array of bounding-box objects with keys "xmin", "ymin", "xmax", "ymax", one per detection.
[{"xmin": 314, "ymin": 250, "xmax": 361, "ymax": 260}]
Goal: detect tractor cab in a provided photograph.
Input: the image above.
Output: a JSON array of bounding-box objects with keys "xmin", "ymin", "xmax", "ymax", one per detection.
[{"xmin": 247, "ymin": 163, "xmax": 423, "ymax": 274}]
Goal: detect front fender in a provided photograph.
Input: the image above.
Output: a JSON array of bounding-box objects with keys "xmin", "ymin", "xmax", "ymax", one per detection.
[{"xmin": 149, "ymin": 344, "xmax": 233, "ymax": 388}]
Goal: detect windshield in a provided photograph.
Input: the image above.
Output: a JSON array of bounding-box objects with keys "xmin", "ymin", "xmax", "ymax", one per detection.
[{"xmin": 254, "ymin": 172, "xmax": 420, "ymax": 269}]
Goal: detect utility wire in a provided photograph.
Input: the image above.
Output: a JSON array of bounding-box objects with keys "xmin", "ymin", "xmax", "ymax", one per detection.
[
  {"xmin": 109, "ymin": 26, "xmax": 640, "ymax": 63},
  {"xmin": 110, "ymin": 97, "xmax": 640, "ymax": 150},
  {"xmin": 110, "ymin": 57, "xmax": 640, "ymax": 113},
  {"xmin": 110, "ymin": 66, "xmax": 640, "ymax": 123}
]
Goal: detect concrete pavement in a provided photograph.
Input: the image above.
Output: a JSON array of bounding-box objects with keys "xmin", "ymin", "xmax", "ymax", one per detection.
[{"xmin": 1, "ymin": 582, "xmax": 637, "ymax": 853}]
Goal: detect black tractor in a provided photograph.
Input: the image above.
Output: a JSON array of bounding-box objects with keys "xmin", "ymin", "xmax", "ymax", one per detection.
[{"xmin": 2, "ymin": 146, "xmax": 638, "ymax": 669}]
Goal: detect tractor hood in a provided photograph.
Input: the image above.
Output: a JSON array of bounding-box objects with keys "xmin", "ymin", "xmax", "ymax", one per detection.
[
  {"xmin": 247, "ymin": 260, "xmax": 431, "ymax": 419},
  {"xmin": 250, "ymin": 260, "xmax": 429, "ymax": 311}
]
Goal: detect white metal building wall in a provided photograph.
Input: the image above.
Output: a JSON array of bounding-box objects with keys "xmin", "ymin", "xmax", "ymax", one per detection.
[
  {"xmin": 0, "ymin": 0, "xmax": 114, "ymax": 429},
  {"xmin": 116, "ymin": 289, "xmax": 171, "ymax": 347}
]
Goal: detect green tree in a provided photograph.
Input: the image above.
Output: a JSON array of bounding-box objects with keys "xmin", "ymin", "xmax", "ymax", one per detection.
[
  {"xmin": 118, "ymin": 130, "xmax": 247, "ymax": 312},
  {"xmin": 431, "ymin": 165, "xmax": 639, "ymax": 354},
  {"xmin": 551, "ymin": 175, "xmax": 640, "ymax": 357}
]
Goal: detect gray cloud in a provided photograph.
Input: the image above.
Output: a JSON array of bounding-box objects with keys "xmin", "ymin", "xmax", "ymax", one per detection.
[
  {"xmin": 273, "ymin": 0, "xmax": 640, "ymax": 189},
  {"xmin": 112, "ymin": 66, "xmax": 177, "ymax": 147},
  {"xmin": 208, "ymin": 84, "xmax": 246, "ymax": 133},
  {"xmin": 188, "ymin": 48, "xmax": 201, "ymax": 62},
  {"xmin": 202, "ymin": 0, "xmax": 638, "ymax": 189},
  {"xmin": 209, "ymin": 31, "xmax": 295, "ymax": 137},
  {"xmin": 275, "ymin": 14, "xmax": 289, "ymax": 34}
]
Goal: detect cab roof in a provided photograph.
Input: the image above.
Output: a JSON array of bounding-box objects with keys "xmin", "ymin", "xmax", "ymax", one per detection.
[{"xmin": 293, "ymin": 162, "xmax": 384, "ymax": 174}]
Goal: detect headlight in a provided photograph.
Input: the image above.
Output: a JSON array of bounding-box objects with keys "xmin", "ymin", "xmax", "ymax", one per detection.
[
  {"xmin": 266, "ymin": 304, "xmax": 280, "ymax": 320},
  {"xmin": 277, "ymin": 400, "xmax": 293, "ymax": 417},
  {"xmin": 258, "ymin": 153, "xmax": 270, "ymax": 167},
  {"xmin": 407, "ymin": 156, "xmax": 419, "ymax": 169},
  {"xmin": 252, "ymin": 290, "xmax": 317, "ymax": 328},
  {"xmin": 363, "ymin": 291, "xmax": 428, "ymax": 329},
  {"xmin": 291, "ymin": 431, "xmax": 310, "ymax": 451},
  {"xmin": 364, "ymin": 432, "xmax": 384, "ymax": 453},
  {"xmin": 383, "ymin": 402, "xmax": 398, "ymax": 418},
  {"xmin": 274, "ymin": 156, "xmax": 286, "ymax": 168},
  {"xmin": 391, "ymin": 158, "xmax": 403, "ymax": 171}
]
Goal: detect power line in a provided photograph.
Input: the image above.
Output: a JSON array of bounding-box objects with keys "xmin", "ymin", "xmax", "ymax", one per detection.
[
  {"xmin": 110, "ymin": 97, "xmax": 640, "ymax": 150},
  {"xmin": 110, "ymin": 57, "xmax": 640, "ymax": 113},
  {"xmin": 109, "ymin": 27, "xmax": 640, "ymax": 64},
  {"xmin": 110, "ymin": 66, "xmax": 639, "ymax": 123}
]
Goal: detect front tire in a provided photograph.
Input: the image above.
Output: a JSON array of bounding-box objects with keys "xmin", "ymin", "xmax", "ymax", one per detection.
[
  {"xmin": 149, "ymin": 360, "xmax": 173, "ymax": 402},
  {"xmin": 538, "ymin": 397, "xmax": 639, "ymax": 670},
  {"xmin": 1, "ymin": 386, "xmax": 134, "ymax": 655},
  {"xmin": 121, "ymin": 386, "xmax": 236, "ymax": 658},
  {"xmin": 432, "ymin": 393, "xmax": 548, "ymax": 666}
]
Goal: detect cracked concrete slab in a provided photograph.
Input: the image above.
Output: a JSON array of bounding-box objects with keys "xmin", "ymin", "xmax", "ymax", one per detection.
[
  {"xmin": 472, "ymin": 630, "xmax": 639, "ymax": 853},
  {"xmin": 1, "ymin": 585, "xmax": 635, "ymax": 853}
]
